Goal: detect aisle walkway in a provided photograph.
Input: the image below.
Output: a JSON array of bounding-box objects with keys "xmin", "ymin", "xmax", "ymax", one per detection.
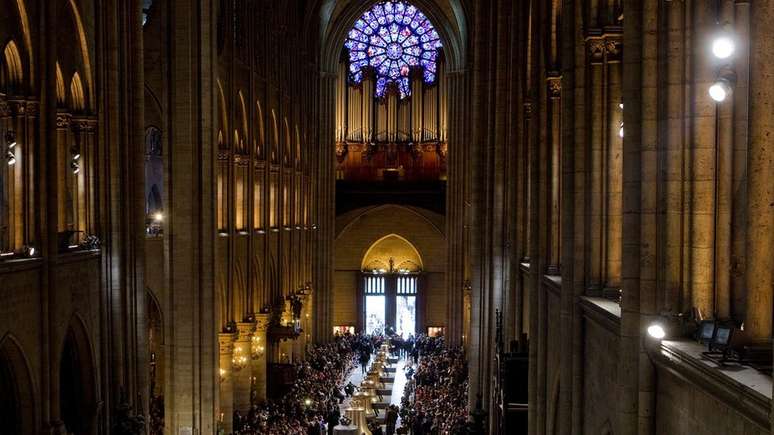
[{"xmin": 337, "ymin": 354, "xmax": 410, "ymax": 432}]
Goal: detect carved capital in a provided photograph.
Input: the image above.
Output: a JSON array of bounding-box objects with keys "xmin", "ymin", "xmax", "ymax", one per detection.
[
  {"xmin": 546, "ymin": 75, "xmax": 562, "ymax": 98},
  {"xmin": 218, "ymin": 332, "xmax": 237, "ymax": 354},
  {"xmin": 586, "ymin": 37, "xmax": 606, "ymax": 64},
  {"xmin": 8, "ymin": 100, "xmax": 26, "ymax": 116},
  {"xmin": 605, "ymin": 37, "xmax": 623, "ymax": 62},
  {"xmin": 56, "ymin": 113, "xmax": 72, "ymax": 129},
  {"xmin": 236, "ymin": 322, "xmax": 256, "ymax": 340},
  {"xmin": 254, "ymin": 313, "xmax": 271, "ymax": 333},
  {"xmin": 0, "ymin": 100, "xmax": 9, "ymax": 117}
]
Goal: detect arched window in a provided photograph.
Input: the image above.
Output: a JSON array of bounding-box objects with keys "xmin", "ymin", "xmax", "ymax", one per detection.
[{"xmin": 344, "ymin": 1, "xmax": 442, "ymax": 98}]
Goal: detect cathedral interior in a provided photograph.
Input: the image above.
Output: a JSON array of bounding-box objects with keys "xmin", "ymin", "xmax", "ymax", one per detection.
[{"xmin": 1, "ymin": 0, "xmax": 774, "ymax": 434}]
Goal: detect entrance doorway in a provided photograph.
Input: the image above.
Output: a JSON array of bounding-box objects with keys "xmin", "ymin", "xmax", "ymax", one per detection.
[{"xmin": 361, "ymin": 273, "xmax": 420, "ymax": 336}]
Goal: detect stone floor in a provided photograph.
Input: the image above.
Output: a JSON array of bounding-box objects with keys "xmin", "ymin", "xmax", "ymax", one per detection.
[{"xmin": 338, "ymin": 354, "xmax": 408, "ymax": 432}]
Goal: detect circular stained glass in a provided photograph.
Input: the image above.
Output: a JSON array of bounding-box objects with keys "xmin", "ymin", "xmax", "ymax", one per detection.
[{"xmin": 344, "ymin": 1, "xmax": 442, "ymax": 98}]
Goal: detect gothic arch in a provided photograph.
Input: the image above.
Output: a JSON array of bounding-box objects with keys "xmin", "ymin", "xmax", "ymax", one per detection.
[
  {"xmin": 270, "ymin": 109, "xmax": 279, "ymax": 163},
  {"xmin": 361, "ymin": 233, "xmax": 424, "ymax": 272},
  {"xmin": 255, "ymin": 100, "xmax": 265, "ymax": 157},
  {"xmin": 320, "ymin": 0, "xmax": 467, "ymax": 73},
  {"xmin": 69, "ymin": 71, "xmax": 85, "ymax": 112},
  {"xmin": 237, "ymin": 90, "xmax": 248, "ymax": 153},
  {"xmin": 252, "ymin": 251, "xmax": 265, "ymax": 312},
  {"xmin": 335, "ymin": 204, "xmax": 445, "ymax": 239},
  {"xmin": 0, "ymin": 333, "xmax": 37, "ymax": 435},
  {"xmin": 2, "ymin": 40, "xmax": 23, "ymax": 91},
  {"xmin": 216, "ymin": 80, "xmax": 228, "ymax": 149},
  {"xmin": 55, "ymin": 62, "xmax": 65, "ymax": 105},
  {"xmin": 64, "ymin": 0, "xmax": 94, "ymax": 109},
  {"xmin": 59, "ymin": 315, "xmax": 98, "ymax": 435},
  {"xmin": 283, "ymin": 116, "xmax": 291, "ymax": 165}
]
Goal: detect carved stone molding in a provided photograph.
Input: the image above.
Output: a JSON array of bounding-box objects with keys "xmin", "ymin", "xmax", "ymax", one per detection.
[
  {"xmin": 254, "ymin": 313, "xmax": 270, "ymax": 333},
  {"xmin": 0, "ymin": 100, "xmax": 9, "ymax": 117},
  {"xmin": 605, "ymin": 38, "xmax": 623, "ymax": 62},
  {"xmin": 72, "ymin": 118, "xmax": 96, "ymax": 133},
  {"xmin": 56, "ymin": 112, "xmax": 72, "ymax": 129},
  {"xmin": 335, "ymin": 141, "xmax": 348, "ymax": 164},
  {"xmin": 236, "ymin": 322, "xmax": 256, "ymax": 340},
  {"xmin": 546, "ymin": 75, "xmax": 562, "ymax": 98},
  {"xmin": 218, "ymin": 332, "xmax": 237, "ymax": 355},
  {"xmin": 586, "ymin": 37, "xmax": 606, "ymax": 64}
]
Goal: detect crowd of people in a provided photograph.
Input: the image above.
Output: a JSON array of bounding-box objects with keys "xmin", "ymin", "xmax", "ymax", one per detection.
[
  {"xmin": 398, "ymin": 336, "xmax": 469, "ymax": 435},
  {"xmin": 221, "ymin": 332, "xmax": 470, "ymax": 435},
  {"xmin": 228, "ymin": 335, "xmax": 366, "ymax": 435}
]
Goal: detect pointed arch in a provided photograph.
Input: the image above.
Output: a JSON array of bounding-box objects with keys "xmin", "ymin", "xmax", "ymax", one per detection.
[
  {"xmin": 0, "ymin": 333, "xmax": 37, "ymax": 435},
  {"xmin": 11, "ymin": 0, "xmax": 33, "ymax": 84},
  {"xmin": 59, "ymin": 315, "xmax": 98, "ymax": 435},
  {"xmin": 69, "ymin": 71, "xmax": 85, "ymax": 112},
  {"xmin": 66, "ymin": 0, "xmax": 94, "ymax": 110},
  {"xmin": 216, "ymin": 80, "xmax": 228, "ymax": 149},
  {"xmin": 237, "ymin": 91, "xmax": 249, "ymax": 153},
  {"xmin": 270, "ymin": 109, "xmax": 279, "ymax": 162},
  {"xmin": 55, "ymin": 62, "xmax": 66, "ymax": 105},
  {"xmin": 295, "ymin": 124, "xmax": 302, "ymax": 164},
  {"xmin": 255, "ymin": 100, "xmax": 265, "ymax": 157},
  {"xmin": 252, "ymin": 251, "xmax": 265, "ymax": 313},
  {"xmin": 234, "ymin": 260, "xmax": 247, "ymax": 320},
  {"xmin": 283, "ymin": 117, "xmax": 291, "ymax": 164},
  {"xmin": 2, "ymin": 40, "xmax": 23, "ymax": 88},
  {"xmin": 361, "ymin": 233, "xmax": 424, "ymax": 272}
]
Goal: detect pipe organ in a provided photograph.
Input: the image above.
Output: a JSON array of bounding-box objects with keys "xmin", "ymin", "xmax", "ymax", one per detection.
[{"xmin": 335, "ymin": 62, "xmax": 447, "ymax": 182}]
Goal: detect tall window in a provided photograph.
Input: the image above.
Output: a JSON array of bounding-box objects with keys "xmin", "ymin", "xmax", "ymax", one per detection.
[
  {"xmin": 345, "ymin": 1, "xmax": 442, "ymax": 98},
  {"xmin": 396, "ymin": 275, "xmax": 418, "ymax": 338},
  {"xmin": 364, "ymin": 275, "xmax": 386, "ymax": 334},
  {"xmin": 145, "ymin": 126, "xmax": 163, "ymax": 234}
]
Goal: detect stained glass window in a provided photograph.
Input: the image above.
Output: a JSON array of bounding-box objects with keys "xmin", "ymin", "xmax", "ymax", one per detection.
[{"xmin": 344, "ymin": 1, "xmax": 442, "ymax": 98}]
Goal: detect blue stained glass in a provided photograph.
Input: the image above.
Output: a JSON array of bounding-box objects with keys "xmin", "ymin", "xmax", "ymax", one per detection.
[{"xmin": 345, "ymin": 1, "xmax": 442, "ymax": 98}]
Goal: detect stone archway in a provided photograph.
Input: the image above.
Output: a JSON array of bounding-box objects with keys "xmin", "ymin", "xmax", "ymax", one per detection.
[
  {"xmin": 59, "ymin": 318, "xmax": 97, "ymax": 435},
  {"xmin": 0, "ymin": 334, "xmax": 36, "ymax": 435}
]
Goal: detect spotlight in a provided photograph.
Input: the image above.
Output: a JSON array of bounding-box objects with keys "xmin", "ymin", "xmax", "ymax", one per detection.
[
  {"xmin": 647, "ymin": 323, "xmax": 666, "ymax": 340},
  {"xmin": 153, "ymin": 212, "xmax": 164, "ymax": 222},
  {"xmin": 304, "ymin": 398, "xmax": 312, "ymax": 406},
  {"xmin": 709, "ymin": 79, "xmax": 732, "ymax": 102},
  {"xmin": 711, "ymin": 35, "xmax": 735, "ymax": 60},
  {"xmin": 5, "ymin": 130, "xmax": 16, "ymax": 148},
  {"xmin": 6, "ymin": 151, "xmax": 15, "ymax": 166},
  {"xmin": 70, "ymin": 161, "xmax": 80, "ymax": 174},
  {"xmin": 618, "ymin": 123, "xmax": 624, "ymax": 139}
]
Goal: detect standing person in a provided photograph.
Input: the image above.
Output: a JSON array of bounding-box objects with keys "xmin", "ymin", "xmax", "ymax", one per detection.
[
  {"xmin": 344, "ymin": 381, "xmax": 356, "ymax": 398},
  {"xmin": 385, "ymin": 405, "xmax": 399, "ymax": 435},
  {"xmin": 359, "ymin": 350, "xmax": 370, "ymax": 374},
  {"xmin": 326, "ymin": 402, "xmax": 341, "ymax": 435}
]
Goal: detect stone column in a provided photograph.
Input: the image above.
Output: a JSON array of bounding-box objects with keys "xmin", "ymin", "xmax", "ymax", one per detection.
[
  {"xmin": 252, "ymin": 313, "xmax": 269, "ymax": 403},
  {"xmin": 234, "ymin": 322, "xmax": 255, "ymax": 412},
  {"xmin": 746, "ymin": 0, "xmax": 774, "ymax": 343},
  {"xmin": 218, "ymin": 332, "xmax": 236, "ymax": 434}
]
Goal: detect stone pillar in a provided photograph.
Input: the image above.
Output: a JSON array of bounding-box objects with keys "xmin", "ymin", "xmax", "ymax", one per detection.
[
  {"xmin": 218, "ymin": 332, "xmax": 236, "ymax": 434},
  {"xmin": 746, "ymin": 0, "xmax": 774, "ymax": 343},
  {"xmin": 252, "ymin": 313, "xmax": 269, "ymax": 404},
  {"xmin": 234, "ymin": 322, "xmax": 255, "ymax": 412}
]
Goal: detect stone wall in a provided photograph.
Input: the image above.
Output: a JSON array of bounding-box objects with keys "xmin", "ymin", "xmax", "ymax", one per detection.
[{"xmin": 334, "ymin": 204, "xmax": 447, "ymax": 332}]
